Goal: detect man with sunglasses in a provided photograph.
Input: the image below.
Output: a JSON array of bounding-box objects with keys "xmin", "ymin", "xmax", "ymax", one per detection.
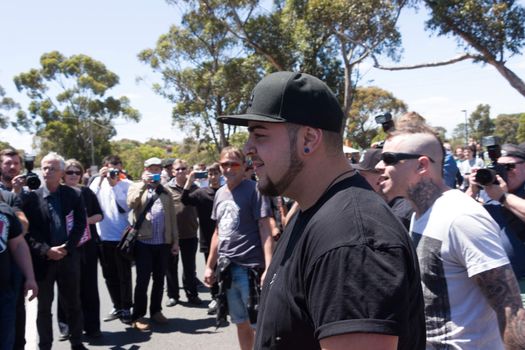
[
  {"xmin": 467, "ymin": 143, "xmax": 525, "ymax": 303},
  {"xmin": 203, "ymin": 146, "xmax": 273, "ymax": 350},
  {"xmin": 165, "ymin": 159, "xmax": 202, "ymax": 307},
  {"xmin": 218, "ymin": 71, "xmax": 425, "ymax": 350},
  {"xmin": 376, "ymin": 125, "xmax": 525, "ymax": 349}
]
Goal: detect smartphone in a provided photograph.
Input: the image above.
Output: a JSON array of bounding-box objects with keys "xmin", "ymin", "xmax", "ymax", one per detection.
[{"xmin": 194, "ymin": 171, "xmax": 208, "ymax": 179}]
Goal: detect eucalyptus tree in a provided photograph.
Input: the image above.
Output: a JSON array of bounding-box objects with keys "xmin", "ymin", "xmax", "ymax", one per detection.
[
  {"xmin": 375, "ymin": 0, "xmax": 525, "ymax": 98},
  {"xmin": 164, "ymin": 0, "xmax": 411, "ymax": 137},
  {"xmin": 13, "ymin": 51, "xmax": 140, "ymax": 166},
  {"xmin": 347, "ymin": 86, "xmax": 407, "ymax": 148},
  {"xmin": 139, "ymin": 7, "xmax": 261, "ymax": 151}
]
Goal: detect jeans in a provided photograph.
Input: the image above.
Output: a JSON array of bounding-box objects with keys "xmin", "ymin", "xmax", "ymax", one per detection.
[{"xmin": 225, "ymin": 264, "xmax": 251, "ymax": 324}]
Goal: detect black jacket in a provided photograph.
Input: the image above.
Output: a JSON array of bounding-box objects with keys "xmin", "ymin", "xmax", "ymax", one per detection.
[{"xmin": 22, "ymin": 184, "xmax": 86, "ymax": 280}]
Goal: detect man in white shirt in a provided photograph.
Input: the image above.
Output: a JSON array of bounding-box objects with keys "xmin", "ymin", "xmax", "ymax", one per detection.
[
  {"xmin": 89, "ymin": 155, "xmax": 133, "ymax": 324},
  {"xmin": 375, "ymin": 122, "xmax": 525, "ymax": 349}
]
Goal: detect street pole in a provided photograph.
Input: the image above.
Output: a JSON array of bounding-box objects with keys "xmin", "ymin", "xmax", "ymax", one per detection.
[{"xmin": 461, "ymin": 109, "xmax": 468, "ymax": 145}]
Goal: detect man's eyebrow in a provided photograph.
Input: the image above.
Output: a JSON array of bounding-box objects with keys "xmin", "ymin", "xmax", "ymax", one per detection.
[{"xmin": 247, "ymin": 125, "xmax": 267, "ymax": 132}]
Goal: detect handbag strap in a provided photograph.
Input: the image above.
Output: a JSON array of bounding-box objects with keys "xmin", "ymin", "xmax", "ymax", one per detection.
[{"xmin": 133, "ymin": 187, "xmax": 162, "ymax": 230}]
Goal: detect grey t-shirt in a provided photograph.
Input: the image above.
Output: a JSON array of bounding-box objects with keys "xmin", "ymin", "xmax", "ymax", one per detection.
[{"xmin": 212, "ymin": 179, "xmax": 271, "ymax": 268}]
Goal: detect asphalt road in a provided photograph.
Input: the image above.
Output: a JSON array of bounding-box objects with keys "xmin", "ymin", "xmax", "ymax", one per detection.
[{"xmin": 24, "ymin": 255, "xmax": 238, "ymax": 350}]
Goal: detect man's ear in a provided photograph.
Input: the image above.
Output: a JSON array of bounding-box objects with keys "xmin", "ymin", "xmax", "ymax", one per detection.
[
  {"xmin": 302, "ymin": 127, "xmax": 323, "ymax": 155},
  {"xmin": 417, "ymin": 156, "xmax": 432, "ymax": 173}
]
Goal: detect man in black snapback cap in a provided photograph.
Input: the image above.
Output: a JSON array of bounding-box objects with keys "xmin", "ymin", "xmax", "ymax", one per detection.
[{"xmin": 219, "ymin": 71, "xmax": 425, "ymax": 350}]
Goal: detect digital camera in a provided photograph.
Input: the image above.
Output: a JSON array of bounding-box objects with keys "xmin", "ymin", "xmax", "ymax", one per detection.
[{"xmin": 24, "ymin": 155, "xmax": 41, "ymax": 190}]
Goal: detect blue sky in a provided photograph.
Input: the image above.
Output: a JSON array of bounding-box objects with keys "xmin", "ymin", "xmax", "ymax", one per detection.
[{"xmin": 1, "ymin": 0, "xmax": 524, "ymax": 153}]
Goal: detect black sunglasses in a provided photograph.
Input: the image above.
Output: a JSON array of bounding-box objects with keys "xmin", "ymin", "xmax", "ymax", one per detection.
[
  {"xmin": 381, "ymin": 152, "xmax": 435, "ymax": 166},
  {"xmin": 65, "ymin": 170, "xmax": 82, "ymax": 176},
  {"xmin": 497, "ymin": 161, "xmax": 525, "ymax": 171}
]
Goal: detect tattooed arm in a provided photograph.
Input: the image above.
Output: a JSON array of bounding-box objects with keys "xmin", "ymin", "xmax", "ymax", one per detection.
[{"xmin": 473, "ymin": 264, "xmax": 525, "ymax": 349}]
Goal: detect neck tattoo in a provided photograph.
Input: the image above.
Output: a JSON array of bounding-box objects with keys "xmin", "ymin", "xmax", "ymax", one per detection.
[{"xmin": 407, "ymin": 179, "xmax": 442, "ymax": 215}]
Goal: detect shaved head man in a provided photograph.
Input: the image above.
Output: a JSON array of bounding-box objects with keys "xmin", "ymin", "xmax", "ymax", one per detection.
[{"xmin": 376, "ymin": 122, "xmax": 525, "ymax": 349}]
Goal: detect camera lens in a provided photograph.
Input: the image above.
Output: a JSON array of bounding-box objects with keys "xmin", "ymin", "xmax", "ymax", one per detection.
[{"xmin": 475, "ymin": 168, "xmax": 496, "ymax": 186}]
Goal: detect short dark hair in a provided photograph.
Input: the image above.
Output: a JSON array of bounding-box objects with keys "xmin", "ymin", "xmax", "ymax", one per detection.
[
  {"xmin": 207, "ymin": 162, "xmax": 221, "ymax": 173},
  {"xmin": 102, "ymin": 155, "xmax": 122, "ymax": 166},
  {"xmin": 0, "ymin": 148, "xmax": 21, "ymax": 164}
]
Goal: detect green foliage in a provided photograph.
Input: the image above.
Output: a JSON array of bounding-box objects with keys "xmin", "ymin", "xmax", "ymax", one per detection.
[
  {"xmin": 425, "ymin": 0, "xmax": 525, "ymax": 60},
  {"xmin": 110, "ymin": 140, "xmax": 165, "ymax": 179},
  {"xmin": 494, "ymin": 113, "xmax": 523, "ymax": 144},
  {"xmin": 346, "ymin": 86, "xmax": 407, "ymax": 149},
  {"xmin": 424, "ymin": 0, "xmax": 525, "ymax": 97},
  {"xmin": 157, "ymin": 0, "xmax": 410, "ymax": 141},
  {"xmin": 139, "ymin": 7, "xmax": 260, "ymax": 151},
  {"xmin": 0, "ymin": 84, "xmax": 20, "ymax": 129},
  {"xmin": 468, "ymin": 104, "xmax": 494, "ymax": 142},
  {"xmin": 518, "ymin": 114, "xmax": 525, "ymax": 143},
  {"xmin": 13, "ymin": 51, "xmax": 140, "ymax": 166}
]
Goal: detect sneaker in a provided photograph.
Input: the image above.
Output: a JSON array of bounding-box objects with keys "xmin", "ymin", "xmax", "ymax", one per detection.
[
  {"xmin": 151, "ymin": 311, "xmax": 168, "ymax": 324},
  {"xmin": 103, "ymin": 308, "xmax": 121, "ymax": 322},
  {"xmin": 119, "ymin": 309, "xmax": 132, "ymax": 325},
  {"xmin": 207, "ymin": 299, "xmax": 218, "ymax": 315},
  {"xmin": 188, "ymin": 295, "xmax": 203, "ymax": 305},
  {"xmin": 166, "ymin": 298, "xmax": 178, "ymax": 307},
  {"xmin": 132, "ymin": 318, "xmax": 151, "ymax": 331},
  {"xmin": 58, "ymin": 322, "xmax": 70, "ymax": 341}
]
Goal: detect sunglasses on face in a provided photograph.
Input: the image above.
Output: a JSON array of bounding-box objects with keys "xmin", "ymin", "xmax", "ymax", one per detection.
[
  {"xmin": 220, "ymin": 162, "xmax": 241, "ymax": 169},
  {"xmin": 381, "ymin": 152, "xmax": 436, "ymax": 166},
  {"xmin": 174, "ymin": 167, "xmax": 187, "ymax": 172},
  {"xmin": 65, "ymin": 170, "xmax": 82, "ymax": 176},
  {"xmin": 497, "ymin": 161, "xmax": 525, "ymax": 171}
]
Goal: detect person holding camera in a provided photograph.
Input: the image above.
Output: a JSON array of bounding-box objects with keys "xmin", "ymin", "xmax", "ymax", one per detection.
[
  {"xmin": 127, "ymin": 157, "xmax": 179, "ymax": 331},
  {"xmin": 467, "ymin": 143, "xmax": 525, "ymax": 302},
  {"xmin": 0, "ymin": 148, "xmax": 32, "ymax": 350},
  {"xmin": 165, "ymin": 159, "xmax": 201, "ymax": 307},
  {"xmin": 89, "ymin": 155, "xmax": 133, "ymax": 325}
]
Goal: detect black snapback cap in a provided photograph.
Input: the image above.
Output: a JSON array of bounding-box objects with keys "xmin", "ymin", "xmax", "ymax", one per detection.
[
  {"xmin": 352, "ymin": 148, "xmax": 382, "ymax": 171},
  {"xmin": 218, "ymin": 71, "xmax": 344, "ymax": 133}
]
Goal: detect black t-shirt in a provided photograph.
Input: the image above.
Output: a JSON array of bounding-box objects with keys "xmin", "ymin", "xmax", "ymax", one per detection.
[
  {"xmin": 254, "ymin": 174, "xmax": 425, "ymax": 350},
  {"xmin": 388, "ymin": 196, "xmax": 414, "ymax": 231},
  {"xmin": 181, "ymin": 186, "xmax": 220, "ymax": 252},
  {"xmin": 0, "ymin": 202, "xmax": 23, "ymax": 290},
  {"xmin": 80, "ymin": 186, "xmax": 103, "ymax": 241}
]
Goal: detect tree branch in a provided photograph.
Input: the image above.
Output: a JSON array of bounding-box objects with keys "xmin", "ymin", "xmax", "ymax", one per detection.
[{"xmin": 372, "ymin": 53, "xmax": 480, "ymax": 70}]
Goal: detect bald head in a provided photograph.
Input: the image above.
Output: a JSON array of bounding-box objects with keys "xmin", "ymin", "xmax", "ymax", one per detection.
[{"xmin": 387, "ymin": 132, "xmax": 444, "ymax": 176}]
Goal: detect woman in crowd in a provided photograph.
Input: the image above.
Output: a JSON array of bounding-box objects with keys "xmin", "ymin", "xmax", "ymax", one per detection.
[{"xmin": 57, "ymin": 159, "xmax": 104, "ymax": 340}]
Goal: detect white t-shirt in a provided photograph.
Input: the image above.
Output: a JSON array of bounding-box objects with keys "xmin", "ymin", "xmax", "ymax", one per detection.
[
  {"xmin": 410, "ymin": 189, "xmax": 509, "ymax": 349},
  {"xmin": 90, "ymin": 177, "xmax": 131, "ymax": 241}
]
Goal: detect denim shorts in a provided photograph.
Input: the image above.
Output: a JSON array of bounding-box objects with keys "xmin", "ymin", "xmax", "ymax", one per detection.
[{"xmin": 226, "ymin": 264, "xmax": 251, "ymax": 324}]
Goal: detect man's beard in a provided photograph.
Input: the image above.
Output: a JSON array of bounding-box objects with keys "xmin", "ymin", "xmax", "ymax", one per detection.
[
  {"xmin": 1, "ymin": 173, "xmax": 14, "ymax": 182},
  {"xmin": 258, "ymin": 147, "xmax": 304, "ymax": 197}
]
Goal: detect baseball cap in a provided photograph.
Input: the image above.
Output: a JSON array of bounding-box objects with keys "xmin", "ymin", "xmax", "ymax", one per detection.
[
  {"xmin": 144, "ymin": 157, "xmax": 162, "ymax": 168},
  {"xmin": 217, "ymin": 71, "xmax": 344, "ymax": 132},
  {"xmin": 501, "ymin": 144, "xmax": 525, "ymax": 160},
  {"xmin": 352, "ymin": 149, "xmax": 382, "ymax": 171}
]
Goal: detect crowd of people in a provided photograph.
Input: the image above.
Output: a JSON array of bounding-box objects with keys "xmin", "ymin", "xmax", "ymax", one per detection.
[{"xmin": 1, "ymin": 70, "xmax": 525, "ymax": 350}]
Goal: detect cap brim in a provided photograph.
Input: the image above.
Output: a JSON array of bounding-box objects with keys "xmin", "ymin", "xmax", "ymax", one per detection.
[{"xmin": 217, "ymin": 113, "xmax": 286, "ymax": 126}]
